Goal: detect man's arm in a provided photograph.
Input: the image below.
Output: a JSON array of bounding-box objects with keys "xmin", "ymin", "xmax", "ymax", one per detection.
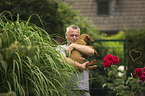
[
  {"xmin": 60, "ymin": 53, "xmax": 97, "ymax": 71},
  {"xmin": 65, "ymin": 57, "xmax": 89, "ymax": 72},
  {"xmin": 57, "ymin": 45, "xmax": 96, "ymax": 71},
  {"xmin": 67, "ymin": 43, "xmax": 96, "ymax": 57}
]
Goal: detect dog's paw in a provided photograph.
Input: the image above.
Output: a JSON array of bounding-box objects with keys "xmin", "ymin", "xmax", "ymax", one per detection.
[
  {"xmin": 86, "ymin": 60, "xmax": 96, "ymax": 67},
  {"xmin": 86, "ymin": 65, "xmax": 97, "ymax": 70}
]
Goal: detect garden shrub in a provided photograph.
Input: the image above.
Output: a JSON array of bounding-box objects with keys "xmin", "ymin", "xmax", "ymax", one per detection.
[
  {"xmin": 125, "ymin": 29, "xmax": 145, "ymax": 77},
  {"xmin": 102, "ymin": 29, "xmax": 145, "ymax": 96}
]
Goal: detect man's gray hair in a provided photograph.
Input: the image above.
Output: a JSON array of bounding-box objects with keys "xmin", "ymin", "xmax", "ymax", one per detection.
[{"xmin": 66, "ymin": 25, "xmax": 80, "ymax": 33}]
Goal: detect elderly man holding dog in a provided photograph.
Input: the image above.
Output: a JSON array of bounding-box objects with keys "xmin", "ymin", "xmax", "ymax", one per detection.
[{"xmin": 57, "ymin": 25, "xmax": 97, "ymax": 96}]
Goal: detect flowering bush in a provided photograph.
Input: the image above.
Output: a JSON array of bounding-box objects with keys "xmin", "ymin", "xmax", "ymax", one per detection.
[
  {"xmin": 102, "ymin": 54, "xmax": 119, "ymax": 68},
  {"xmin": 103, "ymin": 65, "xmax": 145, "ymax": 96},
  {"xmin": 135, "ymin": 67, "xmax": 145, "ymax": 81}
]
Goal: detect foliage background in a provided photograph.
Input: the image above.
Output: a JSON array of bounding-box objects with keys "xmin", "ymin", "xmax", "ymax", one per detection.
[
  {"xmin": 125, "ymin": 29, "xmax": 145, "ymax": 77},
  {"xmin": 0, "ymin": 0, "xmax": 106, "ymax": 95},
  {"xmin": 0, "ymin": 0, "xmax": 103, "ymax": 43},
  {"xmin": 101, "ymin": 29, "xmax": 145, "ymax": 96},
  {"xmin": 0, "ymin": 0, "xmax": 128, "ymax": 96},
  {"xmin": 89, "ymin": 31, "xmax": 125, "ymax": 96}
]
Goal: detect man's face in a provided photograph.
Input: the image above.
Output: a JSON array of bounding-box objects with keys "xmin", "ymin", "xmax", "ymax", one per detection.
[{"xmin": 65, "ymin": 28, "xmax": 80, "ymax": 44}]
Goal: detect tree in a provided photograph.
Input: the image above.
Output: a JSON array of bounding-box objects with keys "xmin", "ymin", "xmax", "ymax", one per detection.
[{"xmin": 0, "ymin": 0, "xmax": 59, "ymax": 34}]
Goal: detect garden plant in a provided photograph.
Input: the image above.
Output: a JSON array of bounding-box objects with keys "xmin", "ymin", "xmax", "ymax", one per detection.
[
  {"xmin": 102, "ymin": 29, "xmax": 145, "ymax": 96},
  {"xmin": 0, "ymin": 12, "xmax": 77, "ymax": 96}
]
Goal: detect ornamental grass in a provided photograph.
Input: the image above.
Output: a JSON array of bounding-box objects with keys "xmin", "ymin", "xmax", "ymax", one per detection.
[{"xmin": 0, "ymin": 12, "xmax": 75, "ymax": 96}]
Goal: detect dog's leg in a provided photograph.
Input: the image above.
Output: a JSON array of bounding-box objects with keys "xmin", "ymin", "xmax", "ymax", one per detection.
[
  {"xmin": 70, "ymin": 50, "xmax": 86, "ymax": 64},
  {"xmin": 86, "ymin": 60, "xmax": 97, "ymax": 69}
]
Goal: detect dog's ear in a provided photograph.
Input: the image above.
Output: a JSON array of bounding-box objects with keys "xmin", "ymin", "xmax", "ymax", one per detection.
[
  {"xmin": 84, "ymin": 35, "xmax": 94, "ymax": 45},
  {"xmin": 88, "ymin": 36, "xmax": 94, "ymax": 42}
]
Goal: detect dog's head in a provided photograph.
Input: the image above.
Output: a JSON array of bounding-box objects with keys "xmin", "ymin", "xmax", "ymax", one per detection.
[
  {"xmin": 76, "ymin": 34, "xmax": 94, "ymax": 45},
  {"xmin": 84, "ymin": 34, "xmax": 94, "ymax": 45}
]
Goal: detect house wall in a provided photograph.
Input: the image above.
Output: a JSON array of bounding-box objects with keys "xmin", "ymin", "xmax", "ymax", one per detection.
[{"xmin": 64, "ymin": 0, "xmax": 145, "ymax": 32}]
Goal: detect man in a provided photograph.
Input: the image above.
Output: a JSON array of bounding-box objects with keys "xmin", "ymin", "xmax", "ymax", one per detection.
[{"xmin": 57, "ymin": 25, "xmax": 97, "ymax": 96}]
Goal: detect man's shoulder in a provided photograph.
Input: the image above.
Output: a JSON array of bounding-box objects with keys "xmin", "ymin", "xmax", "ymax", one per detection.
[
  {"xmin": 57, "ymin": 44, "xmax": 67, "ymax": 49},
  {"xmin": 56, "ymin": 44, "xmax": 67, "ymax": 52}
]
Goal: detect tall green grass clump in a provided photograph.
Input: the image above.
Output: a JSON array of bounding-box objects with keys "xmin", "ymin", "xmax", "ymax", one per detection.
[{"xmin": 0, "ymin": 12, "xmax": 75, "ymax": 96}]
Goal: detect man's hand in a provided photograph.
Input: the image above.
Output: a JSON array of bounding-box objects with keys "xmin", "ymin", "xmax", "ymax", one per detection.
[{"xmin": 66, "ymin": 43, "xmax": 75, "ymax": 55}]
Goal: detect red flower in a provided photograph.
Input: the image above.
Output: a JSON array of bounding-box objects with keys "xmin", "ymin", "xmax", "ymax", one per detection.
[
  {"xmin": 134, "ymin": 68, "xmax": 142, "ymax": 76},
  {"xmin": 143, "ymin": 67, "xmax": 145, "ymax": 71},
  {"xmin": 102, "ymin": 58, "xmax": 112, "ymax": 68},
  {"xmin": 105, "ymin": 54, "xmax": 113, "ymax": 60},
  {"xmin": 112, "ymin": 56, "xmax": 119, "ymax": 65},
  {"xmin": 140, "ymin": 72, "xmax": 145, "ymax": 81},
  {"xmin": 102, "ymin": 54, "xmax": 119, "ymax": 68}
]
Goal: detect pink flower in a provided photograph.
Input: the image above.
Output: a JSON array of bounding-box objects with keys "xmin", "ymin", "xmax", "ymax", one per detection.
[
  {"xmin": 140, "ymin": 72, "xmax": 145, "ymax": 81},
  {"xmin": 102, "ymin": 58, "xmax": 112, "ymax": 68},
  {"xmin": 112, "ymin": 56, "xmax": 119, "ymax": 65},
  {"xmin": 134, "ymin": 68, "xmax": 142, "ymax": 76}
]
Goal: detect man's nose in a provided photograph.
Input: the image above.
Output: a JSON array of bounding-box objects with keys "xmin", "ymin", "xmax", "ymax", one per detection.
[
  {"xmin": 72, "ymin": 36, "xmax": 77, "ymax": 40},
  {"xmin": 73, "ymin": 35, "xmax": 76, "ymax": 38}
]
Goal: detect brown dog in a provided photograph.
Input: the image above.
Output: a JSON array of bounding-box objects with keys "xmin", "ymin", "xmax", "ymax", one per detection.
[{"xmin": 68, "ymin": 34, "xmax": 97, "ymax": 69}]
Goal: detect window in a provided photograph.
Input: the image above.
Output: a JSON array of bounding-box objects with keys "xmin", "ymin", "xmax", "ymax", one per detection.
[{"xmin": 97, "ymin": 0, "xmax": 111, "ymax": 15}]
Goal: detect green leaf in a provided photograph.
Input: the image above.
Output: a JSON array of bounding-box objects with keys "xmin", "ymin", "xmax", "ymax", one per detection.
[
  {"xmin": 114, "ymin": 79, "xmax": 124, "ymax": 85},
  {"xmin": 111, "ymin": 65, "xmax": 118, "ymax": 71},
  {"xmin": 1, "ymin": 60, "xmax": 7, "ymax": 72},
  {"xmin": 5, "ymin": 48, "xmax": 12, "ymax": 59},
  {"xmin": 0, "ymin": 53, "xmax": 3, "ymax": 60},
  {"xmin": 0, "ymin": 37, "xmax": 2, "ymax": 48},
  {"xmin": 0, "ymin": 91, "xmax": 16, "ymax": 96}
]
